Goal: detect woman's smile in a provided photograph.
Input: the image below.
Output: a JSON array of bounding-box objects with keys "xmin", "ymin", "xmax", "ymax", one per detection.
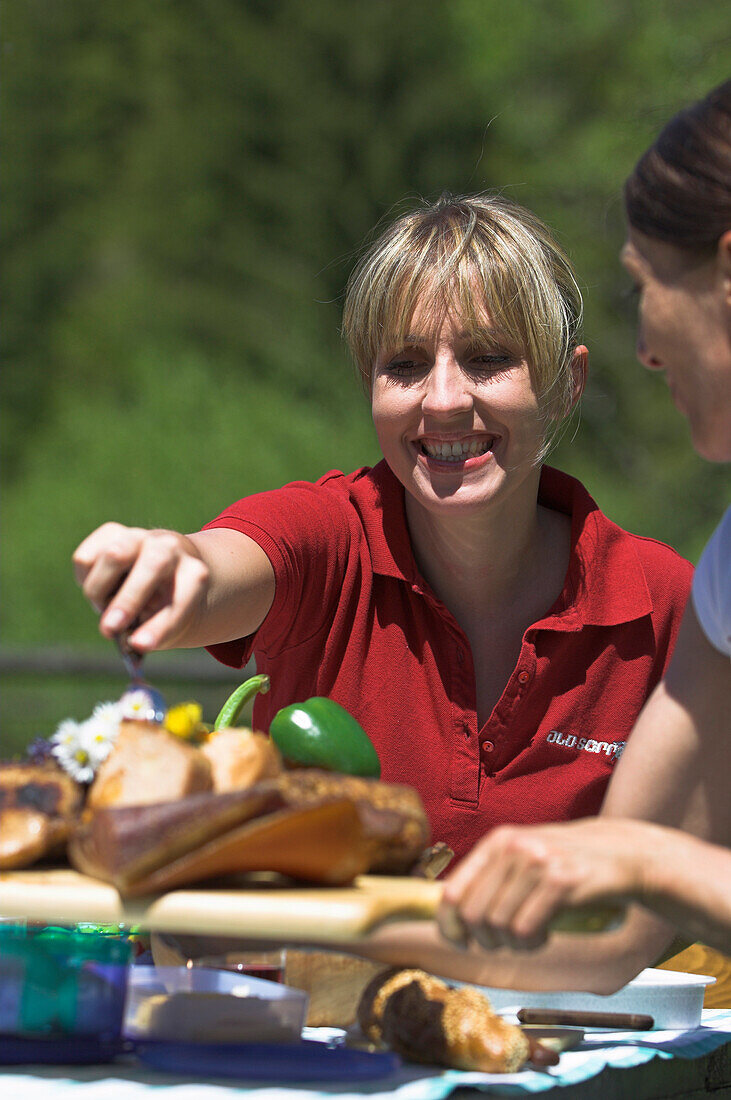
[{"xmin": 415, "ymin": 432, "xmax": 498, "ymax": 468}]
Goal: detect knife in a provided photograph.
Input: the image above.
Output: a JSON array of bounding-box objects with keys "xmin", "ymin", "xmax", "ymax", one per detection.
[{"xmin": 518, "ymin": 1008, "xmax": 654, "ymax": 1030}]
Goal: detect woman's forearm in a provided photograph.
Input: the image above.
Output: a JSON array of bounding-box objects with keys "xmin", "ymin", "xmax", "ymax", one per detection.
[
  {"xmin": 602, "ymin": 603, "xmax": 731, "ymax": 842},
  {"xmin": 185, "ymin": 528, "xmax": 276, "ymax": 648},
  {"xmin": 350, "ymin": 905, "xmax": 674, "ymax": 995},
  {"xmin": 640, "ymin": 833, "xmax": 731, "ymax": 955}
]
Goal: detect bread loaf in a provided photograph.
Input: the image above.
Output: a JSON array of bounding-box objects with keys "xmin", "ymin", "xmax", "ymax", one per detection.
[
  {"xmin": 0, "ymin": 762, "xmax": 84, "ymax": 869},
  {"xmin": 357, "ymin": 968, "xmax": 530, "ymax": 1074},
  {"xmin": 88, "ymin": 721, "xmax": 213, "ymax": 808}
]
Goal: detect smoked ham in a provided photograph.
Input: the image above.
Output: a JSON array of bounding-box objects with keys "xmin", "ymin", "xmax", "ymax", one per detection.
[{"xmin": 69, "ymin": 771, "xmax": 430, "ymax": 894}]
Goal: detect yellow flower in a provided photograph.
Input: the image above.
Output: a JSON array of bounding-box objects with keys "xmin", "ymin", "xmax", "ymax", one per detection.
[{"xmin": 164, "ymin": 702, "xmax": 205, "ymax": 740}]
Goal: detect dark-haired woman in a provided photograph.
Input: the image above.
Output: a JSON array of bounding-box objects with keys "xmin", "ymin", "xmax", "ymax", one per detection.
[{"xmin": 437, "ymin": 80, "xmax": 731, "ymax": 962}]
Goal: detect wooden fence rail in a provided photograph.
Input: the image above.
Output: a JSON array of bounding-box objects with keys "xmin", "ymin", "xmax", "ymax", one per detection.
[{"xmin": 0, "ymin": 647, "xmax": 243, "ymax": 683}]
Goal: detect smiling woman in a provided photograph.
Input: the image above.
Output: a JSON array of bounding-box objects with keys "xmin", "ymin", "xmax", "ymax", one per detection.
[
  {"xmin": 344, "ymin": 194, "xmax": 584, "ymax": 444},
  {"xmin": 73, "ymin": 193, "xmax": 695, "ymax": 991}
]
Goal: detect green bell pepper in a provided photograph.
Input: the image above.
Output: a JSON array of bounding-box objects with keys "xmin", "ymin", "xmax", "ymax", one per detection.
[{"xmin": 269, "ymin": 697, "xmax": 381, "ymax": 778}]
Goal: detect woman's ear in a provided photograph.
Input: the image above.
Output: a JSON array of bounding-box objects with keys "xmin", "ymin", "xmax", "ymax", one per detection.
[{"xmin": 568, "ymin": 345, "xmax": 588, "ymax": 410}]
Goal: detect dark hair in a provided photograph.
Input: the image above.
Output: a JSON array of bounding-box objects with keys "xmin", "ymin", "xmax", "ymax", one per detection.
[{"xmin": 624, "ymin": 80, "xmax": 731, "ymax": 253}]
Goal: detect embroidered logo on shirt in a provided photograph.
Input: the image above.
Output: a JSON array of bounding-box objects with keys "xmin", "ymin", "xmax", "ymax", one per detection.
[{"xmin": 545, "ymin": 730, "xmax": 625, "ymax": 760}]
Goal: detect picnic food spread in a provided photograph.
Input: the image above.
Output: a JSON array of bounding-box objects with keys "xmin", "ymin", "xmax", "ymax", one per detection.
[
  {"xmin": 0, "ymin": 672, "xmax": 562, "ymax": 1078},
  {"xmin": 2, "ymin": 674, "xmax": 704, "ymax": 1082},
  {"xmin": 0, "ymin": 677, "xmax": 430, "ymax": 892}
]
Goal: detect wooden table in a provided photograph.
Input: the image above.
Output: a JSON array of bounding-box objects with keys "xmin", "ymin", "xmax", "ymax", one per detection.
[
  {"xmin": 1, "ymin": 1037, "xmax": 730, "ymax": 1099},
  {"xmin": 463, "ymin": 1040, "xmax": 731, "ymax": 1099},
  {"xmin": 659, "ymin": 942, "xmax": 731, "ymax": 1010}
]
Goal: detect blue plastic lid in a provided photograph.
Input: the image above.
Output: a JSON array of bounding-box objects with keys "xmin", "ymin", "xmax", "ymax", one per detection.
[
  {"xmin": 133, "ymin": 1037, "xmax": 401, "ymax": 1082},
  {"xmin": 0, "ymin": 1034, "xmax": 126, "ymax": 1065}
]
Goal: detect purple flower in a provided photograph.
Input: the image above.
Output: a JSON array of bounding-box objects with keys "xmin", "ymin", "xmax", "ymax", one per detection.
[{"xmin": 26, "ymin": 737, "xmax": 55, "ymax": 765}]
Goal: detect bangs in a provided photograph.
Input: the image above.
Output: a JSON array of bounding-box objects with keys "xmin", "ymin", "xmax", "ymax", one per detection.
[{"xmin": 349, "ymin": 218, "xmax": 537, "ymax": 374}]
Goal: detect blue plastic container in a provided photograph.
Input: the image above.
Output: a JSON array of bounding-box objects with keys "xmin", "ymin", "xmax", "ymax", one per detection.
[{"xmin": 0, "ymin": 923, "xmax": 133, "ymax": 1040}]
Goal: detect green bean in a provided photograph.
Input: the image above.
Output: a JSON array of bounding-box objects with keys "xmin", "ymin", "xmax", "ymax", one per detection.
[{"xmin": 214, "ymin": 674, "xmax": 270, "ymax": 730}]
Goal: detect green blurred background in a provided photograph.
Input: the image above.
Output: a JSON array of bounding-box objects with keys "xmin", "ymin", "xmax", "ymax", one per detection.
[{"xmin": 2, "ymin": 0, "xmax": 729, "ymax": 754}]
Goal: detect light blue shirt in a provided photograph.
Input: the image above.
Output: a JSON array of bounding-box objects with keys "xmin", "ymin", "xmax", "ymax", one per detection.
[{"xmin": 692, "ymin": 505, "xmax": 731, "ymax": 658}]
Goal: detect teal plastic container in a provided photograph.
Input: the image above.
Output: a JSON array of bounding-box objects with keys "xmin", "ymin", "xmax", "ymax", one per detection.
[{"xmin": 0, "ymin": 923, "xmax": 133, "ymax": 1038}]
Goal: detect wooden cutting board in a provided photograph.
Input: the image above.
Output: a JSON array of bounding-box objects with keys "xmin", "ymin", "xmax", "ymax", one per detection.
[
  {"xmin": 0, "ymin": 866, "xmax": 622, "ymax": 943},
  {"xmin": 0, "ymin": 868, "xmax": 444, "ymax": 942}
]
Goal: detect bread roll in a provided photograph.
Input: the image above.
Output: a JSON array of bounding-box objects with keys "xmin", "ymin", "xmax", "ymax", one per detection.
[
  {"xmin": 0, "ymin": 762, "xmax": 83, "ymax": 869},
  {"xmin": 284, "ymin": 950, "xmax": 386, "ymax": 1027},
  {"xmin": 357, "ymin": 968, "xmax": 530, "ymax": 1074},
  {"xmin": 201, "ymin": 728, "xmax": 282, "ymax": 792}
]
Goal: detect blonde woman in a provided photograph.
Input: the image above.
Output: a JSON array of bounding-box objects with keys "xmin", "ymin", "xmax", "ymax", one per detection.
[{"xmin": 75, "ymin": 196, "xmax": 692, "ymax": 993}]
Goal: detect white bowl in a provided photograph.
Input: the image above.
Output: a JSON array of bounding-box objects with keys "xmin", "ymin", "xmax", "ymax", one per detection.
[
  {"xmin": 124, "ymin": 965, "xmax": 309, "ymax": 1043},
  {"xmin": 473, "ymin": 968, "xmax": 715, "ymax": 1030}
]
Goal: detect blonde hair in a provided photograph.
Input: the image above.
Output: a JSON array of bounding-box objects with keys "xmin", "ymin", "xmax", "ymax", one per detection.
[{"xmin": 342, "ymin": 193, "xmax": 583, "ymax": 450}]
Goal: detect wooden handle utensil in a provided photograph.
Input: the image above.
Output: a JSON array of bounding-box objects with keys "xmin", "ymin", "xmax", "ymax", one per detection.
[{"xmin": 518, "ymin": 1008, "xmax": 654, "ymax": 1030}]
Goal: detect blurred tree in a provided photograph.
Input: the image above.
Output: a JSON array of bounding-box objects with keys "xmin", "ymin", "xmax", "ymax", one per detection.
[
  {"xmin": 2, "ymin": 0, "xmax": 729, "ymax": 654},
  {"xmin": 450, "ymin": 0, "xmax": 729, "ymax": 551},
  {"xmin": 2, "ymin": 0, "xmax": 487, "ymax": 476}
]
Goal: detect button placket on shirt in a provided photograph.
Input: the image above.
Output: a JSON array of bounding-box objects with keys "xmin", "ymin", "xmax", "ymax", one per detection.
[
  {"xmin": 415, "ymin": 585, "xmax": 489, "ymax": 805},
  {"xmin": 477, "ymin": 644, "xmax": 538, "ymax": 775},
  {"xmin": 480, "ymin": 744, "xmax": 496, "ymax": 779},
  {"xmin": 511, "ymin": 646, "xmax": 537, "ymax": 699},
  {"xmin": 448, "ymin": 633, "xmax": 480, "ymax": 804},
  {"xmin": 514, "ymin": 632, "xmax": 537, "ymax": 693}
]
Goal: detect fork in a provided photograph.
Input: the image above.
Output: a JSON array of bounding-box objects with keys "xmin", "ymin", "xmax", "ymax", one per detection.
[
  {"xmin": 114, "ymin": 630, "xmax": 145, "ymax": 685},
  {"xmin": 113, "ymin": 629, "xmax": 166, "ymax": 722}
]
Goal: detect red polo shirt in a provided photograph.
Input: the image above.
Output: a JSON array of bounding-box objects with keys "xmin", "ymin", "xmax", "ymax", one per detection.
[{"xmin": 204, "ymin": 462, "xmax": 693, "ymax": 864}]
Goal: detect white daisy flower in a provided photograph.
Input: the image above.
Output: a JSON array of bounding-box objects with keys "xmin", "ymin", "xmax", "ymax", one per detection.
[
  {"xmin": 51, "ymin": 718, "xmax": 83, "ymax": 750},
  {"xmin": 90, "ymin": 700, "xmax": 122, "ymax": 737},
  {"xmin": 119, "ymin": 686, "xmax": 166, "ymax": 723},
  {"xmin": 82, "ymin": 704, "xmax": 121, "ymax": 770},
  {"xmin": 50, "ymin": 703, "xmax": 121, "ymax": 783},
  {"xmin": 50, "ymin": 719, "xmax": 95, "ymax": 784}
]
